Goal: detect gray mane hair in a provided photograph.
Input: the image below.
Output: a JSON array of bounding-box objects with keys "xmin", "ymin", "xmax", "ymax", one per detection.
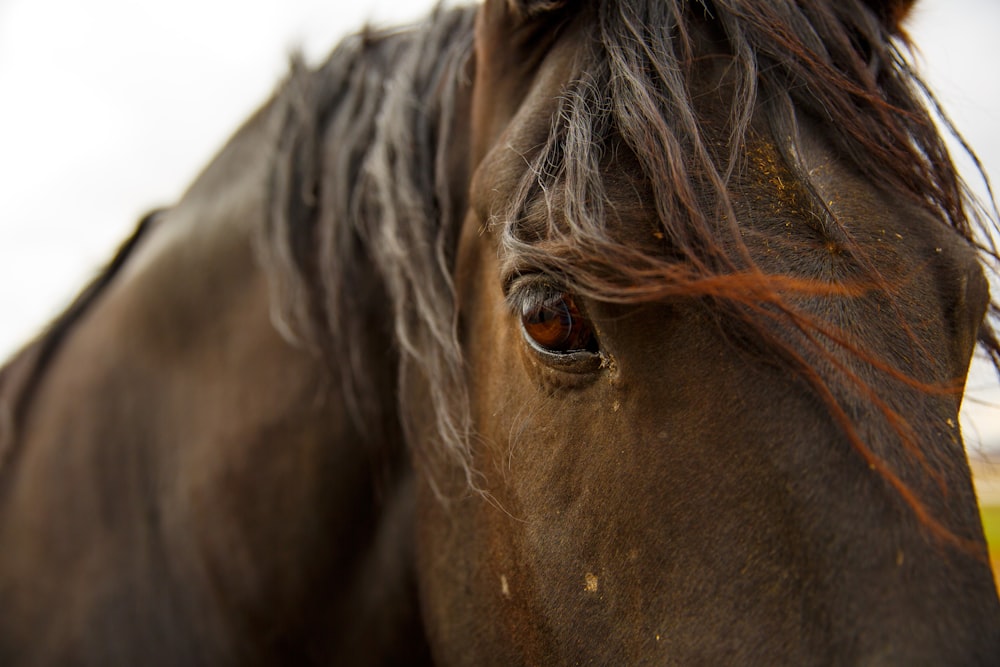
[{"xmin": 258, "ymin": 6, "xmax": 478, "ymax": 482}]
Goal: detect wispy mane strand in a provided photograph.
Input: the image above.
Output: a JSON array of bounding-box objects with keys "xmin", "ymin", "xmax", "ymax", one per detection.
[{"xmin": 259, "ymin": 6, "xmax": 477, "ymax": 478}]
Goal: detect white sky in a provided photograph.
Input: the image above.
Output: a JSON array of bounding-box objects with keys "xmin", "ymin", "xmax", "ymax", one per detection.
[{"xmin": 0, "ymin": 0, "xmax": 997, "ymax": 451}]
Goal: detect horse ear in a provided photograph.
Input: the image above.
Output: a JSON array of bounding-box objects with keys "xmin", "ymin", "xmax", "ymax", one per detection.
[
  {"xmin": 504, "ymin": 0, "xmax": 571, "ymax": 20},
  {"xmin": 477, "ymin": 0, "xmax": 573, "ymax": 43},
  {"xmin": 862, "ymin": 0, "xmax": 917, "ymax": 34},
  {"xmin": 471, "ymin": 0, "xmax": 576, "ymax": 160}
]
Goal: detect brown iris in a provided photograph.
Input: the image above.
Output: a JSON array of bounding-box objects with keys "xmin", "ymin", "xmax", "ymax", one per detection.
[{"xmin": 521, "ymin": 293, "xmax": 596, "ymax": 354}]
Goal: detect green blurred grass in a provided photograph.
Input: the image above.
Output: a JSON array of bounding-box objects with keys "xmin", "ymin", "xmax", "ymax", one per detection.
[
  {"xmin": 982, "ymin": 505, "xmax": 1000, "ymax": 588},
  {"xmin": 982, "ymin": 505, "xmax": 1000, "ymax": 555}
]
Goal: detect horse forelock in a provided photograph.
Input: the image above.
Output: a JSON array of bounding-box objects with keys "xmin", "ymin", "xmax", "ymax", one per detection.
[
  {"xmin": 491, "ymin": 0, "xmax": 998, "ymax": 545},
  {"xmin": 502, "ymin": 0, "xmax": 994, "ymax": 301}
]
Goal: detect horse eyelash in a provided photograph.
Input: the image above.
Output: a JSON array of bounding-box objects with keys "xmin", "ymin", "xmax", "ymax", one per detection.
[{"xmin": 503, "ymin": 276, "xmax": 566, "ymax": 316}]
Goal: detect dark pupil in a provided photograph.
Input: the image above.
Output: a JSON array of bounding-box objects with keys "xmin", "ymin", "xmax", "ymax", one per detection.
[{"xmin": 521, "ymin": 294, "xmax": 594, "ymax": 353}]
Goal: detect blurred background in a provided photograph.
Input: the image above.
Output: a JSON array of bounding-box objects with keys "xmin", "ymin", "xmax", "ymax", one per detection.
[{"xmin": 0, "ymin": 0, "xmax": 997, "ymax": 461}]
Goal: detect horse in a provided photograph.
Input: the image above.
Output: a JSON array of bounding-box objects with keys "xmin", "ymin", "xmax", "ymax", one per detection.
[{"xmin": 1, "ymin": 0, "xmax": 998, "ymax": 663}]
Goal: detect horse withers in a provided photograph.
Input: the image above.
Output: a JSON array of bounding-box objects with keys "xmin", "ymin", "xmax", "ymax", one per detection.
[{"xmin": 1, "ymin": 0, "xmax": 998, "ymax": 664}]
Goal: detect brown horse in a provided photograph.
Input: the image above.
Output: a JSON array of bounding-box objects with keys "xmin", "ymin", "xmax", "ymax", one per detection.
[{"xmin": 1, "ymin": 0, "xmax": 998, "ymax": 664}]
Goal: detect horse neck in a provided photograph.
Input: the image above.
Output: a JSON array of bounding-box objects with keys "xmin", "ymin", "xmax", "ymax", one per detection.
[{"xmin": 0, "ymin": 96, "xmax": 428, "ymax": 664}]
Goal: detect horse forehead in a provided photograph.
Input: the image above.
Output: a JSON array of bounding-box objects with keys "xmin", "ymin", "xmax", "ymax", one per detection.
[
  {"xmin": 468, "ymin": 19, "xmax": 965, "ymax": 274},
  {"xmin": 468, "ymin": 68, "xmax": 565, "ymax": 222}
]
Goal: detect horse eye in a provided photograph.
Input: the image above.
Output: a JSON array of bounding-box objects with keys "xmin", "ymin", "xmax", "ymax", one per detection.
[{"xmin": 520, "ymin": 293, "xmax": 597, "ymax": 354}]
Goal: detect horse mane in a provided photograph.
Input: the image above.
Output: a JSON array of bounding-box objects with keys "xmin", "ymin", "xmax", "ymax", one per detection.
[
  {"xmin": 0, "ymin": 6, "xmax": 481, "ymax": 488},
  {"xmin": 258, "ymin": 5, "xmax": 477, "ymax": 479}
]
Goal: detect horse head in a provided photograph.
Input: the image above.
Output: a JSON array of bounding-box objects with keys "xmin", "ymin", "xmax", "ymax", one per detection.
[{"xmin": 410, "ymin": 0, "xmax": 1000, "ymax": 662}]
